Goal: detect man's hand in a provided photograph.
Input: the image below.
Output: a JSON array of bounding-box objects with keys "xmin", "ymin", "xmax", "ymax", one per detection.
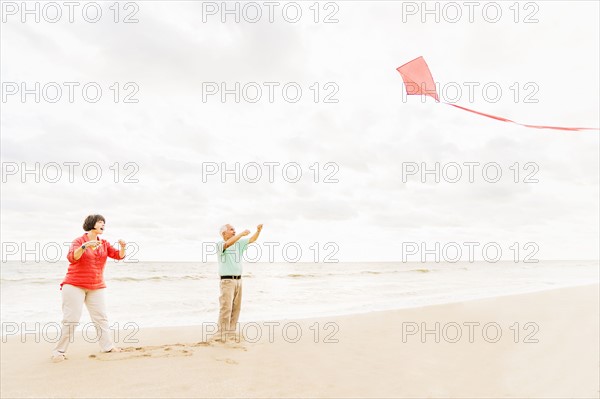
[
  {"xmin": 241, "ymin": 230, "xmax": 251, "ymax": 236},
  {"xmin": 257, "ymin": 224, "xmax": 263, "ymax": 232}
]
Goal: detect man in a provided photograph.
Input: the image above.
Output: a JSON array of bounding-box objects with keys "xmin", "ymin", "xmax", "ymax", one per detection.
[{"xmin": 215, "ymin": 223, "xmax": 263, "ymax": 340}]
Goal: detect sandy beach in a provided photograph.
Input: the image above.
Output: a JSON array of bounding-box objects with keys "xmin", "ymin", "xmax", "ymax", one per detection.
[{"xmin": 1, "ymin": 284, "xmax": 598, "ymax": 399}]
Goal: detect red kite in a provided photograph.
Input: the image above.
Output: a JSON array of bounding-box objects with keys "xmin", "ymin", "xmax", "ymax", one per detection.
[{"xmin": 396, "ymin": 56, "xmax": 599, "ymax": 132}]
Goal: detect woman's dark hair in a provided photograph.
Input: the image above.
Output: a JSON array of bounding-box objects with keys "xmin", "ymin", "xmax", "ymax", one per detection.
[{"xmin": 83, "ymin": 214, "xmax": 106, "ymax": 231}]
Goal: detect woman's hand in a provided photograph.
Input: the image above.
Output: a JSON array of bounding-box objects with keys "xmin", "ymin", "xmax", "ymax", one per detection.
[
  {"xmin": 117, "ymin": 239, "xmax": 126, "ymax": 259},
  {"xmin": 73, "ymin": 239, "xmax": 100, "ymax": 260},
  {"xmin": 84, "ymin": 240, "xmax": 101, "ymax": 249}
]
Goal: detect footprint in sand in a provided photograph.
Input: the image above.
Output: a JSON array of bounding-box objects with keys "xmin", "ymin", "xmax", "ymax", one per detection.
[
  {"xmin": 216, "ymin": 358, "xmax": 238, "ymax": 365},
  {"xmin": 89, "ymin": 341, "xmax": 245, "ymax": 361},
  {"xmin": 89, "ymin": 343, "xmax": 204, "ymax": 361}
]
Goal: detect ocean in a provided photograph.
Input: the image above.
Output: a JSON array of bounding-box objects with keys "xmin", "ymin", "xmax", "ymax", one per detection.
[{"xmin": 1, "ymin": 260, "xmax": 598, "ymax": 331}]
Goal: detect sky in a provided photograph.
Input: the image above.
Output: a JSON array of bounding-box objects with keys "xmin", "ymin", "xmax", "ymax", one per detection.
[{"xmin": 1, "ymin": 0, "xmax": 599, "ymax": 262}]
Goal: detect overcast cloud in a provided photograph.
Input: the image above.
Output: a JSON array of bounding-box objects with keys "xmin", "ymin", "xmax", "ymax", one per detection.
[{"xmin": 1, "ymin": 1, "xmax": 598, "ymax": 261}]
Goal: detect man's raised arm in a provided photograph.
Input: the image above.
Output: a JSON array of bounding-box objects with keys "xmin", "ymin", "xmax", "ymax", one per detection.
[
  {"xmin": 248, "ymin": 224, "xmax": 263, "ymax": 244},
  {"xmin": 223, "ymin": 230, "xmax": 250, "ymax": 250}
]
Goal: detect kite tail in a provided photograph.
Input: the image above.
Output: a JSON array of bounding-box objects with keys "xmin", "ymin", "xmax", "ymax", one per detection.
[{"xmin": 446, "ymin": 103, "xmax": 599, "ymax": 132}]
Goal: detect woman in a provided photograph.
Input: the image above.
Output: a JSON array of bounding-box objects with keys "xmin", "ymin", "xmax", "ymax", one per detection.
[{"xmin": 52, "ymin": 214, "xmax": 127, "ymax": 362}]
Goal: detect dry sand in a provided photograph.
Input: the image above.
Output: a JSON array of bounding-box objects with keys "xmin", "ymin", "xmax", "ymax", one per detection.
[{"xmin": 1, "ymin": 284, "xmax": 598, "ymax": 398}]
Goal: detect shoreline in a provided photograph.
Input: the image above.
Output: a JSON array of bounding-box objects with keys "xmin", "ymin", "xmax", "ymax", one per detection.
[{"xmin": 3, "ymin": 282, "xmax": 598, "ymax": 334}]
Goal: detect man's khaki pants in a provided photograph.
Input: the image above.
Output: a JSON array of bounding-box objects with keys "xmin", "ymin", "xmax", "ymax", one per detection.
[
  {"xmin": 218, "ymin": 278, "xmax": 242, "ymax": 337},
  {"xmin": 52, "ymin": 284, "xmax": 114, "ymax": 355}
]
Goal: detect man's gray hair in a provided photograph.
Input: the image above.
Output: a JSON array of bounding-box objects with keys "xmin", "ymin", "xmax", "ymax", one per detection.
[{"xmin": 219, "ymin": 224, "xmax": 229, "ymax": 237}]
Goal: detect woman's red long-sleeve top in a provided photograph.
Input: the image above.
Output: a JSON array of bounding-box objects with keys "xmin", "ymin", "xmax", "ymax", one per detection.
[{"xmin": 61, "ymin": 233, "xmax": 124, "ymax": 290}]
